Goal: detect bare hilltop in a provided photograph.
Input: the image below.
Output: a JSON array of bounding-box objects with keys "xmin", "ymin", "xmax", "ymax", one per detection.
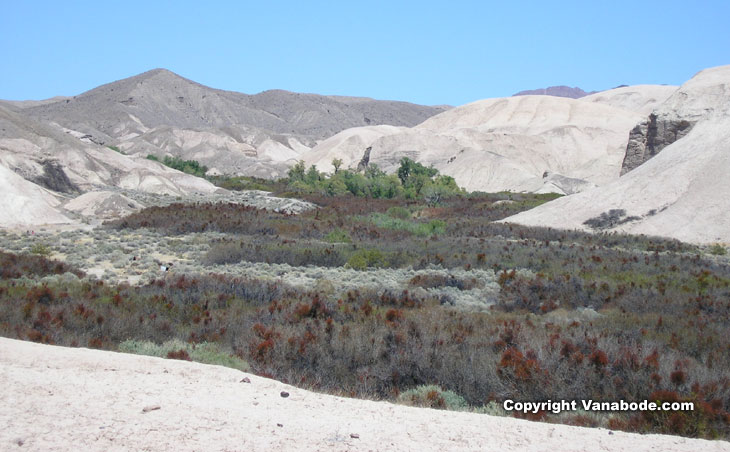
[{"xmin": 18, "ymin": 69, "xmax": 447, "ymax": 178}]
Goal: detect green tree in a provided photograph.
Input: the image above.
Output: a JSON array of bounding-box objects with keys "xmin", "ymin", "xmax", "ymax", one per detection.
[
  {"xmin": 365, "ymin": 164, "xmax": 385, "ymax": 179},
  {"xmin": 397, "ymin": 157, "xmax": 438, "ymax": 195},
  {"xmin": 397, "ymin": 157, "xmax": 437, "ymax": 184},
  {"xmin": 288, "ymin": 160, "xmax": 306, "ymax": 182},
  {"xmin": 342, "ymin": 171, "xmax": 368, "ymax": 196},
  {"xmin": 305, "ymin": 165, "xmax": 322, "ymax": 185}
]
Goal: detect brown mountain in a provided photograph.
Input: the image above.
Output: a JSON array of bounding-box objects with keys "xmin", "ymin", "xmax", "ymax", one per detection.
[
  {"xmin": 513, "ymin": 85, "xmax": 597, "ymax": 99},
  {"xmin": 15, "ymin": 69, "xmax": 447, "ymax": 178}
]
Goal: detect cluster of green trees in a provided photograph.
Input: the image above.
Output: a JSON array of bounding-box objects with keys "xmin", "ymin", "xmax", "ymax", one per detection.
[
  {"xmin": 287, "ymin": 157, "xmax": 463, "ymax": 203},
  {"xmin": 147, "ymin": 155, "xmax": 208, "ymax": 178},
  {"xmin": 146, "ymin": 152, "xmax": 463, "ymax": 203}
]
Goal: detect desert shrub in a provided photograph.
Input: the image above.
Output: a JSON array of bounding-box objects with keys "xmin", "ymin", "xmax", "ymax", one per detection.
[
  {"xmin": 210, "ymin": 175, "xmax": 282, "ymax": 192},
  {"xmin": 628, "ymin": 390, "xmax": 730, "ymax": 438},
  {"xmin": 367, "ymin": 213, "xmax": 446, "ymax": 237},
  {"xmin": 475, "ymin": 400, "xmax": 509, "ymax": 417},
  {"xmin": 204, "ymin": 242, "xmax": 247, "ymax": 265},
  {"xmin": 0, "ymin": 251, "xmax": 83, "ymax": 279},
  {"xmin": 167, "ymin": 348, "xmax": 192, "ymax": 361},
  {"xmin": 386, "ymin": 206, "xmax": 411, "ymax": 220},
  {"xmin": 397, "ymin": 385, "xmax": 468, "ymax": 411},
  {"xmin": 346, "ymin": 248, "xmax": 389, "ymax": 270},
  {"xmin": 324, "ymin": 228, "xmax": 352, "ymax": 243},
  {"xmin": 119, "ymin": 339, "xmax": 250, "ymax": 371},
  {"xmin": 709, "ymin": 244, "xmax": 727, "ymax": 256},
  {"xmin": 1, "ymin": 262, "xmax": 729, "ymax": 439},
  {"xmin": 204, "ymin": 240, "xmax": 349, "ymax": 267},
  {"xmin": 161, "ymin": 156, "xmax": 208, "ymax": 178},
  {"xmin": 496, "ymin": 272, "xmax": 602, "ymax": 314},
  {"xmin": 106, "ymin": 203, "xmax": 283, "ymax": 235},
  {"xmin": 409, "ymin": 273, "xmax": 480, "ymax": 290},
  {"xmin": 30, "ymin": 243, "xmax": 53, "ymax": 257},
  {"xmin": 583, "ymin": 209, "xmax": 641, "ymax": 230}
]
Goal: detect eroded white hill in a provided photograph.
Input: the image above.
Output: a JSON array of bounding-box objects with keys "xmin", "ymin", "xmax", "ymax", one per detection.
[
  {"xmin": 0, "ymin": 104, "xmax": 225, "ymax": 227},
  {"xmin": 503, "ymin": 65, "xmax": 730, "ymax": 244},
  {"xmin": 0, "ymin": 105, "xmax": 218, "ymax": 196},
  {"xmin": 306, "ymin": 95, "xmax": 643, "ymax": 194},
  {"xmin": 0, "ymin": 163, "xmax": 71, "ymax": 227}
]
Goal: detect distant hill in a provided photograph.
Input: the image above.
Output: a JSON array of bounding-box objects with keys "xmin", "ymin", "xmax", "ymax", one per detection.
[
  {"xmin": 503, "ymin": 65, "xmax": 730, "ymax": 244},
  {"xmin": 513, "ymin": 86, "xmax": 597, "ymax": 99},
  {"xmin": 24, "ymin": 69, "xmax": 447, "ymax": 140},
  {"xmin": 15, "ymin": 69, "xmax": 447, "ymax": 178}
]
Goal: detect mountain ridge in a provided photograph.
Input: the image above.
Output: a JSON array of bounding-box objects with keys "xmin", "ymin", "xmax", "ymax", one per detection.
[
  {"xmin": 513, "ymin": 85, "xmax": 597, "ymax": 98},
  {"xmin": 13, "ymin": 68, "xmax": 447, "ymax": 178}
]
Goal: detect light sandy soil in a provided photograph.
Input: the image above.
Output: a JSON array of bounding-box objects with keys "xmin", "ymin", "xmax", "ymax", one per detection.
[{"xmin": 1, "ymin": 338, "xmax": 728, "ymax": 452}]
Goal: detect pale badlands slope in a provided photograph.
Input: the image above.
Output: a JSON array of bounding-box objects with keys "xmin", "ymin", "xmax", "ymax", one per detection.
[
  {"xmin": 2, "ymin": 338, "xmax": 727, "ymax": 452},
  {"xmin": 302, "ymin": 124, "xmax": 406, "ymax": 173},
  {"xmin": 0, "ymin": 164, "xmax": 71, "ymax": 227},
  {"xmin": 0, "ymin": 104, "xmax": 223, "ymax": 227},
  {"xmin": 504, "ymin": 65, "xmax": 730, "ymax": 244},
  {"xmin": 581, "ymin": 85, "xmax": 677, "ymax": 115},
  {"xmin": 305, "ymin": 88, "xmax": 674, "ymax": 193}
]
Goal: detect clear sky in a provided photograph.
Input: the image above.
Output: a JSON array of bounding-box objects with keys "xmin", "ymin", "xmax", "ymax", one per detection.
[{"xmin": 1, "ymin": 0, "xmax": 728, "ymax": 106}]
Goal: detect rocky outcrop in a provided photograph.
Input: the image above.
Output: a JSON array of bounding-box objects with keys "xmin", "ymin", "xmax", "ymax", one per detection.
[
  {"xmin": 31, "ymin": 160, "xmax": 79, "ymax": 194},
  {"xmin": 620, "ymin": 65, "xmax": 730, "ymax": 175},
  {"xmin": 356, "ymin": 146, "xmax": 372, "ymax": 171},
  {"xmin": 621, "ymin": 113, "xmax": 694, "ymax": 174}
]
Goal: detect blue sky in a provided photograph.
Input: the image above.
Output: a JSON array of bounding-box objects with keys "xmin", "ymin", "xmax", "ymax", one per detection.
[{"xmin": 1, "ymin": 1, "xmax": 728, "ymax": 106}]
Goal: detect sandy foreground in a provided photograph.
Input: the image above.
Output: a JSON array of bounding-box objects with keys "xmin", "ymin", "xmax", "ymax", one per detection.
[{"xmin": 1, "ymin": 338, "xmax": 728, "ymax": 452}]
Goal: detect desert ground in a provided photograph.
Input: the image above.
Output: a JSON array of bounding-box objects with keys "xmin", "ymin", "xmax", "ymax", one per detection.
[{"xmin": 2, "ymin": 337, "xmax": 728, "ymax": 452}]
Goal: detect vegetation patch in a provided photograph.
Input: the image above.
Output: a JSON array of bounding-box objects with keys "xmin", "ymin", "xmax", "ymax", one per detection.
[
  {"xmin": 1, "ymin": 188, "xmax": 728, "ymax": 440},
  {"xmin": 397, "ymin": 385, "xmax": 469, "ymax": 411},
  {"xmin": 367, "ymin": 213, "xmax": 446, "ymax": 237},
  {"xmin": 119, "ymin": 339, "xmax": 250, "ymax": 371},
  {"xmin": 584, "ymin": 209, "xmax": 641, "ymax": 230}
]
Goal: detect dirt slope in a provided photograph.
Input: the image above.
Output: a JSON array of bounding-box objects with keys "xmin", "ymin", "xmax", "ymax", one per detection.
[{"xmin": 1, "ymin": 338, "xmax": 727, "ymax": 452}]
